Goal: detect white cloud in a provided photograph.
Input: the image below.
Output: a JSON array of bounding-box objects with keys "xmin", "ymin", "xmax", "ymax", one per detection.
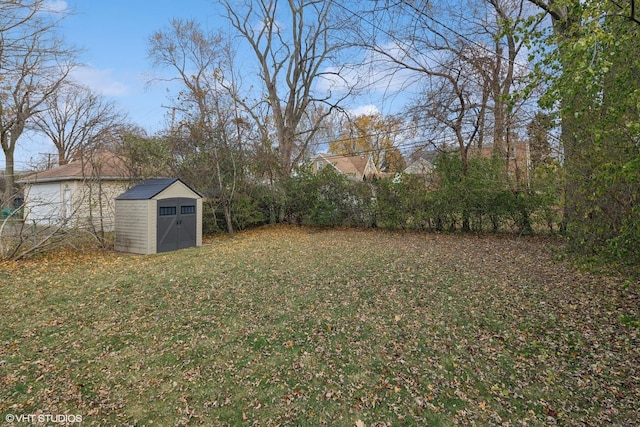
[
  {"xmin": 42, "ymin": 0, "xmax": 68, "ymax": 13},
  {"xmin": 71, "ymin": 66, "xmax": 129, "ymax": 97},
  {"xmin": 348, "ymin": 104, "xmax": 380, "ymax": 117},
  {"xmin": 317, "ymin": 43, "xmax": 423, "ymax": 98},
  {"xmin": 316, "ymin": 65, "xmax": 360, "ymax": 94}
]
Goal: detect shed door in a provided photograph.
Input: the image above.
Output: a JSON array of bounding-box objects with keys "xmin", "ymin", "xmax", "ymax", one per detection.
[{"xmin": 157, "ymin": 198, "xmax": 197, "ymax": 253}]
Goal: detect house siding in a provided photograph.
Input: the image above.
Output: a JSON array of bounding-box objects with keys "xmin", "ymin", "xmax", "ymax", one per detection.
[
  {"xmin": 23, "ymin": 182, "xmax": 63, "ymax": 225},
  {"xmin": 114, "ymin": 200, "xmax": 153, "ymax": 255},
  {"xmin": 23, "ymin": 180, "xmax": 129, "ymax": 232},
  {"xmin": 72, "ymin": 181, "xmax": 129, "ymax": 232}
]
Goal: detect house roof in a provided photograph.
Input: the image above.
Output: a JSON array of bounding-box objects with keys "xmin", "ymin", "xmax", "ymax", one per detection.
[
  {"xmin": 404, "ymin": 157, "xmax": 434, "ymax": 175},
  {"xmin": 18, "ymin": 150, "xmax": 132, "ymax": 184},
  {"xmin": 315, "ymin": 153, "xmax": 376, "ymax": 177},
  {"xmin": 115, "ymin": 178, "xmax": 202, "ymax": 200}
]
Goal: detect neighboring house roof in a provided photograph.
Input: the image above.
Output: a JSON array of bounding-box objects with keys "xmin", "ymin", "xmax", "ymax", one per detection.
[
  {"xmin": 17, "ymin": 151, "xmax": 132, "ymax": 184},
  {"xmin": 313, "ymin": 153, "xmax": 379, "ymax": 179},
  {"xmin": 404, "ymin": 157, "xmax": 434, "ymax": 175},
  {"xmin": 115, "ymin": 178, "xmax": 202, "ymax": 200}
]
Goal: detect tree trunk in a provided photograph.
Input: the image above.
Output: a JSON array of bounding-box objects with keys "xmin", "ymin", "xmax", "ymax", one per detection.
[
  {"xmin": 527, "ymin": 0, "xmax": 584, "ymax": 234},
  {"xmin": 554, "ymin": 13, "xmax": 584, "ymax": 237},
  {"xmin": 223, "ymin": 200, "xmax": 234, "ymax": 238},
  {"xmin": 213, "ymin": 146, "xmax": 234, "ymax": 238},
  {"xmin": 2, "ymin": 137, "xmax": 16, "ymax": 210}
]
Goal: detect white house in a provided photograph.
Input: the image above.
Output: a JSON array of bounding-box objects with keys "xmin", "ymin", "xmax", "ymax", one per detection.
[{"xmin": 17, "ymin": 151, "xmax": 133, "ymax": 231}]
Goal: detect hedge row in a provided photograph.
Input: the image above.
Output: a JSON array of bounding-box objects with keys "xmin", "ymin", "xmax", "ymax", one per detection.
[{"xmin": 204, "ymin": 154, "xmax": 561, "ymax": 235}]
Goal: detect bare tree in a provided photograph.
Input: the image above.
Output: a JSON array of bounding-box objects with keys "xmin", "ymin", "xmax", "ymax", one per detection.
[
  {"xmin": 148, "ymin": 19, "xmax": 241, "ymax": 236},
  {"xmin": 31, "ymin": 82, "xmax": 125, "ymax": 166},
  {"xmin": 408, "ymin": 40, "xmax": 489, "ymax": 176},
  {"xmin": 477, "ymin": 0, "xmax": 544, "ymax": 168},
  {"xmin": 343, "ymin": 2, "xmax": 479, "ymax": 174},
  {"xmin": 346, "ymin": 0, "xmax": 541, "ymax": 174},
  {"xmin": 218, "ymin": 0, "xmax": 351, "ymax": 177},
  {"xmin": 0, "ymin": 0, "xmax": 76, "ymax": 208},
  {"xmin": 0, "ymin": 205, "xmax": 78, "ymax": 260}
]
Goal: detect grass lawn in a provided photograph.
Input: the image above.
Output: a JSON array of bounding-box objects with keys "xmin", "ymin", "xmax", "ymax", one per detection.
[{"xmin": 1, "ymin": 225, "xmax": 638, "ymax": 426}]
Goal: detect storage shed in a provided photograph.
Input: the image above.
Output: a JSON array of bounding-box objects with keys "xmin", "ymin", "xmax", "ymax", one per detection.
[{"xmin": 114, "ymin": 178, "xmax": 202, "ymax": 254}]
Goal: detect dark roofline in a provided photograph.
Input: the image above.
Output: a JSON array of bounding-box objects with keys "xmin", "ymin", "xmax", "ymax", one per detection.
[
  {"xmin": 115, "ymin": 178, "xmax": 202, "ymax": 200},
  {"xmin": 175, "ymin": 178, "xmax": 202, "ymax": 198}
]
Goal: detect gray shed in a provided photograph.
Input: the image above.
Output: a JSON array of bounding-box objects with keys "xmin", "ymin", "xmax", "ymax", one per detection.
[{"xmin": 114, "ymin": 178, "xmax": 203, "ymax": 254}]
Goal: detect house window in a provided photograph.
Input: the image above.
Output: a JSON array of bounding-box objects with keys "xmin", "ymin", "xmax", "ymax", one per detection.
[
  {"xmin": 159, "ymin": 206, "xmax": 176, "ymax": 216},
  {"xmin": 317, "ymin": 160, "xmax": 323, "ymax": 170},
  {"xmin": 181, "ymin": 205, "xmax": 196, "ymax": 215}
]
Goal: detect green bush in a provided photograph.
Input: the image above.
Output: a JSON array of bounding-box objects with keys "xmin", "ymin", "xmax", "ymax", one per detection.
[
  {"xmin": 423, "ymin": 153, "xmax": 548, "ymax": 233},
  {"xmin": 202, "ymin": 200, "xmax": 222, "ymax": 234},
  {"xmin": 232, "ymin": 192, "xmax": 267, "ymax": 231},
  {"xmin": 608, "ymin": 205, "xmax": 640, "ymax": 268},
  {"xmin": 225, "ymin": 152, "xmax": 559, "ymax": 237},
  {"xmin": 281, "ymin": 166, "xmax": 375, "ymax": 228},
  {"xmin": 372, "ymin": 174, "xmax": 429, "ymax": 230}
]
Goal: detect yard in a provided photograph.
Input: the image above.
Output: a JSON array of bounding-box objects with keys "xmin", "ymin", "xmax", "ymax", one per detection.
[{"xmin": 0, "ymin": 226, "xmax": 638, "ymax": 426}]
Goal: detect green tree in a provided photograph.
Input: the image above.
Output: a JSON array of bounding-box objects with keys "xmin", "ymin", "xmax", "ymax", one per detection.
[
  {"xmin": 120, "ymin": 131, "xmax": 172, "ymax": 178},
  {"xmin": 526, "ymin": 111, "xmax": 553, "ymax": 169},
  {"xmin": 529, "ymin": 0, "xmax": 640, "ymax": 264}
]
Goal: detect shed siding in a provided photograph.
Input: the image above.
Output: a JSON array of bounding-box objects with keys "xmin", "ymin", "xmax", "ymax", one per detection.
[
  {"xmin": 115, "ymin": 179, "xmax": 202, "ymax": 254},
  {"xmin": 148, "ymin": 200, "xmax": 157, "ymax": 253},
  {"xmin": 115, "ymin": 200, "xmax": 152, "ymax": 254},
  {"xmin": 153, "ymin": 181, "xmax": 199, "ymax": 200},
  {"xmin": 196, "ymin": 198, "xmax": 203, "ymax": 247}
]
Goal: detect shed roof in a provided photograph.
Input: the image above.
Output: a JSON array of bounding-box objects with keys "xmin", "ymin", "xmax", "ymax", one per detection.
[{"xmin": 115, "ymin": 178, "xmax": 201, "ymax": 200}]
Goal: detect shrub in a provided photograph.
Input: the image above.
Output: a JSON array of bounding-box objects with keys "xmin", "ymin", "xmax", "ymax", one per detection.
[{"xmin": 232, "ymin": 192, "xmax": 267, "ymax": 231}]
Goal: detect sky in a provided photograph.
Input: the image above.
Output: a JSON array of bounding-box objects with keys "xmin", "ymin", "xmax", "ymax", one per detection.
[
  {"xmin": 16, "ymin": 0, "xmax": 221, "ymax": 167},
  {"xmin": 15, "ymin": 0, "xmax": 407, "ymax": 169},
  {"xmin": 63, "ymin": 0, "xmax": 218, "ymax": 130},
  {"xmin": 64, "ymin": 0, "xmax": 220, "ymax": 129}
]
